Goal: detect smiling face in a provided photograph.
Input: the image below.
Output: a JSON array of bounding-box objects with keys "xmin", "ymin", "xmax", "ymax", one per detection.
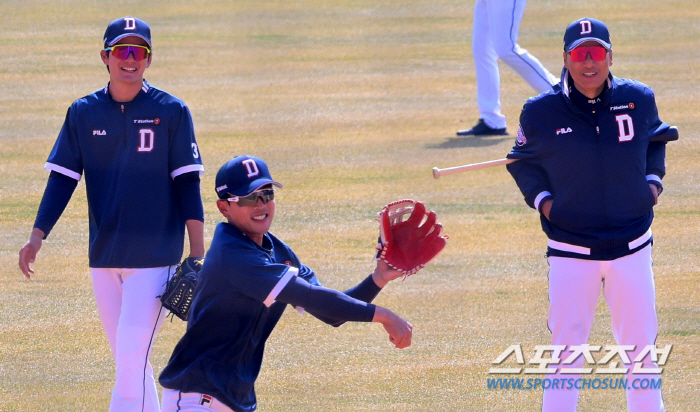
[
  {"xmin": 217, "ymin": 192, "xmax": 275, "ymax": 246},
  {"xmin": 100, "ymin": 35, "xmax": 152, "ymax": 86},
  {"xmin": 564, "ymin": 40, "xmax": 613, "ymax": 99}
]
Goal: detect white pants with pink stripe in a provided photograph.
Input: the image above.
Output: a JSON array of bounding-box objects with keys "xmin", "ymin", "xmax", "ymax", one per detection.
[
  {"xmin": 92, "ymin": 266, "xmax": 172, "ymax": 412},
  {"xmin": 543, "ymin": 245, "xmax": 664, "ymax": 412}
]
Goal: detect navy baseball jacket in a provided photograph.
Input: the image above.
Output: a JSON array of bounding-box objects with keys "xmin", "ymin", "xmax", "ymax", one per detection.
[
  {"xmin": 159, "ymin": 222, "xmax": 377, "ymax": 412},
  {"xmin": 507, "ymin": 70, "xmax": 668, "ymax": 260},
  {"xmin": 44, "ymin": 80, "xmax": 204, "ymax": 268}
]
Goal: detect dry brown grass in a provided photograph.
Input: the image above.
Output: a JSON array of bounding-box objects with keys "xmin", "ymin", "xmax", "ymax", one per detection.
[{"xmin": 1, "ymin": 0, "xmax": 698, "ymax": 410}]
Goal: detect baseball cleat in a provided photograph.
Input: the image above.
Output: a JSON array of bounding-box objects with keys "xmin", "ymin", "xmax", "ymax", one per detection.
[{"xmin": 456, "ymin": 119, "xmax": 508, "ymax": 136}]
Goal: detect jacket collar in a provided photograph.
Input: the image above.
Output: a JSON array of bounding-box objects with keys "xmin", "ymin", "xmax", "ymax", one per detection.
[
  {"xmin": 221, "ymin": 222, "xmax": 274, "ymax": 255},
  {"xmin": 560, "ymin": 68, "xmax": 614, "ymax": 107},
  {"xmin": 101, "ymin": 79, "xmax": 151, "ymax": 102},
  {"xmin": 561, "ymin": 67, "xmax": 613, "ymax": 100}
]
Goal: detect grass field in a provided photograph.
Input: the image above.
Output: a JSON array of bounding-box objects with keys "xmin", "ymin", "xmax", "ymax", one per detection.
[{"xmin": 1, "ymin": 0, "xmax": 699, "ymax": 411}]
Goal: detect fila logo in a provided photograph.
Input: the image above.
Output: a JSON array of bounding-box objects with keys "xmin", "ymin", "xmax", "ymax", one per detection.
[
  {"xmin": 137, "ymin": 129, "xmax": 154, "ymax": 152},
  {"xmin": 124, "ymin": 18, "xmax": 136, "ymax": 30},
  {"xmin": 556, "ymin": 127, "xmax": 573, "ymax": 135},
  {"xmin": 579, "ymin": 20, "xmax": 592, "ymax": 35},
  {"xmin": 93, "ymin": 130, "xmax": 106, "ymax": 136},
  {"xmin": 199, "ymin": 394, "xmax": 213, "ymax": 406},
  {"xmin": 242, "ymin": 159, "xmax": 259, "ymax": 178}
]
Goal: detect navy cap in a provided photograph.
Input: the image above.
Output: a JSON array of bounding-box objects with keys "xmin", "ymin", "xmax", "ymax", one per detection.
[
  {"xmin": 104, "ymin": 17, "xmax": 152, "ymax": 49},
  {"xmin": 215, "ymin": 156, "xmax": 283, "ymax": 198},
  {"xmin": 564, "ymin": 18, "xmax": 611, "ymax": 51}
]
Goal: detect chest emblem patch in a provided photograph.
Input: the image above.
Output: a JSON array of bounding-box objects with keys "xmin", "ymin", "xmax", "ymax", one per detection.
[
  {"xmin": 609, "ymin": 102, "xmax": 635, "ymax": 112},
  {"xmin": 133, "ymin": 118, "xmax": 161, "ymax": 125}
]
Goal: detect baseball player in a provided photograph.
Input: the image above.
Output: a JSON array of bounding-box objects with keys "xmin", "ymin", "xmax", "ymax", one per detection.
[
  {"xmin": 457, "ymin": 0, "xmax": 558, "ymax": 136},
  {"xmin": 506, "ymin": 18, "xmax": 668, "ymax": 411},
  {"xmin": 17, "ymin": 17, "xmax": 205, "ymax": 412},
  {"xmin": 159, "ymin": 155, "xmax": 413, "ymax": 412}
]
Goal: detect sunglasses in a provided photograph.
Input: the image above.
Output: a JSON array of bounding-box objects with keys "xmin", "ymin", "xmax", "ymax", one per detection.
[
  {"xmin": 226, "ymin": 189, "xmax": 276, "ymax": 207},
  {"xmin": 104, "ymin": 44, "xmax": 151, "ymax": 61},
  {"xmin": 569, "ymin": 46, "xmax": 608, "ymax": 63}
]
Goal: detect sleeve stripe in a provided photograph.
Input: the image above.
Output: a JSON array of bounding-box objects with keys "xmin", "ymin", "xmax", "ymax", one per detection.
[
  {"xmin": 534, "ymin": 191, "xmax": 552, "ymax": 211},
  {"xmin": 171, "ymin": 164, "xmax": 204, "ymax": 179},
  {"xmin": 263, "ymin": 267, "xmax": 299, "ymax": 307},
  {"xmin": 646, "ymin": 174, "xmax": 662, "ymax": 185},
  {"xmin": 44, "ymin": 163, "xmax": 82, "ymax": 181}
]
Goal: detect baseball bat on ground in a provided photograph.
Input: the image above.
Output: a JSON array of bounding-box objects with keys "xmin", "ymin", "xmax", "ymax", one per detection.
[{"xmin": 432, "ymin": 126, "xmax": 679, "ymax": 179}]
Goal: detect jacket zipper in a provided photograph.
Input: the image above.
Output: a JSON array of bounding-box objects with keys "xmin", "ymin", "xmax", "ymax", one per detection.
[
  {"xmin": 122, "ymin": 104, "xmax": 127, "ymax": 151},
  {"xmin": 594, "ymin": 122, "xmax": 611, "ymax": 248}
]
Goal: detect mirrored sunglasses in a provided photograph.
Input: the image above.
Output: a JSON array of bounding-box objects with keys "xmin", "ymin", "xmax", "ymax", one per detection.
[
  {"xmin": 569, "ymin": 46, "xmax": 608, "ymax": 63},
  {"xmin": 104, "ymin": 44, "xmax": 151, "ymax": 61},
  {"xmin": 226, "ymin": 189, "xmax": 276, "ymax": 207}
]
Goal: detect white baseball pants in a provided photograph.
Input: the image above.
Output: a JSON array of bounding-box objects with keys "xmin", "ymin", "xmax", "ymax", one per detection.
[
  {"xmin": 543, "ymin": 245, "xmax": 664, "ymax": 412},
  {"xmin": 92, "ymin": 266, "xmax": 172, "ymax": 412},
  {"xmin": 161, "ymin": 389, "xmax": 235, "ymax": 412},
  {"xmin": 472, "ymin": 0, "xmax": 557, "ymax": 129}
]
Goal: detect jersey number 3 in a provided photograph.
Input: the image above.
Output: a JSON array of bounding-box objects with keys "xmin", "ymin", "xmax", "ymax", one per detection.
[{"xmin": 615, "ymin": 114, "xmax": 635, "ymax": 142}]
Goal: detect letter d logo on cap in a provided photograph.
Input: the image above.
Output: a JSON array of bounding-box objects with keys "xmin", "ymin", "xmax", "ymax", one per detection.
[
  {"xmin": 242, "ymin": 159, "xmax": 259, "ymax": 178},
  {"xmin": 579, "ymin": 20, "xmax": 592, "ymax": 35},
  {"xmin": 124, "ymin": 17, "xmax": 136, "ymax": 30}
]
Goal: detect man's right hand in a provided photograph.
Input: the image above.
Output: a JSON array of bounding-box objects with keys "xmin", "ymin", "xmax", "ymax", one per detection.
[
  {"xmin": 19, "ymin": 228, "xmax": 45, "ymax": 279},
  {"xmin": 541, "ymin": 199, "xmax": 553, "ymax": 221},
  {"xmin": 373, "ymin": 306, "xmax": 413, "ymax": 349}
]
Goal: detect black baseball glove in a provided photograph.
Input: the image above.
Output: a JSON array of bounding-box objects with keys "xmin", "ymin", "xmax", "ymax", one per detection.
[{"xmin": 159, "ymin": 257, "xmax": 204, "ymax": 321}]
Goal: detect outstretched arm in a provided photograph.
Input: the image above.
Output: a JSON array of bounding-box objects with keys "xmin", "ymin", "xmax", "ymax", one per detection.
[
  {"xmin": 308, "ymin": 260, "xmax": 403, "ymax": 327},
  {"xmin": 276, "ymin": 276, "xmax": 412, "ymax": 348}
]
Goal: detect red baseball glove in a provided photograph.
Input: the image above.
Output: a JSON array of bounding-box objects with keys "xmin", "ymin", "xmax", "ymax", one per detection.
[{"xmin": 376, "ymin": 199, "xmax": 447, "ymax": 276}]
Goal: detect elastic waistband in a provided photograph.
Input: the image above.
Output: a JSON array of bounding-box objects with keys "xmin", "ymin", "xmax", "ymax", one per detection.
[{"xmin": 547, "ymin": 228, "xmax": 652, "ymax": 256}]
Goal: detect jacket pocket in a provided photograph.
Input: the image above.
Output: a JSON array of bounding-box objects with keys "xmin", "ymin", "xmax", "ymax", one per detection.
[{"xmin": 547, "ymin": 200, "xmax": 560, "ymax": 225}]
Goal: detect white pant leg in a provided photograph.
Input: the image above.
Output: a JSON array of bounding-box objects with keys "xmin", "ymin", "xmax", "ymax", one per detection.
[
  {"xmin": 161, "ymin": 389, "xmax": 235, "ymax": 412},
  {"xmin": 604, "ymin": 246, "xmax": 664, "ymax": 412},
  {"xmin": 93, "ymin": 267, "xmax": 171, "ymax": 412},
  {"xmin": 542, "ymin": 257, "xmax": 603, "ymax": 412},
  {"xmin": 472, "ymin": 0, "xmax": 506, "ymax": 129},
  {"xmin": 92, "ymin": 268, "xmax": 124, "ymax": 357},
  {"xmin": 486, "ymin": 0, "xmax": 557, "ymax": 94}
]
